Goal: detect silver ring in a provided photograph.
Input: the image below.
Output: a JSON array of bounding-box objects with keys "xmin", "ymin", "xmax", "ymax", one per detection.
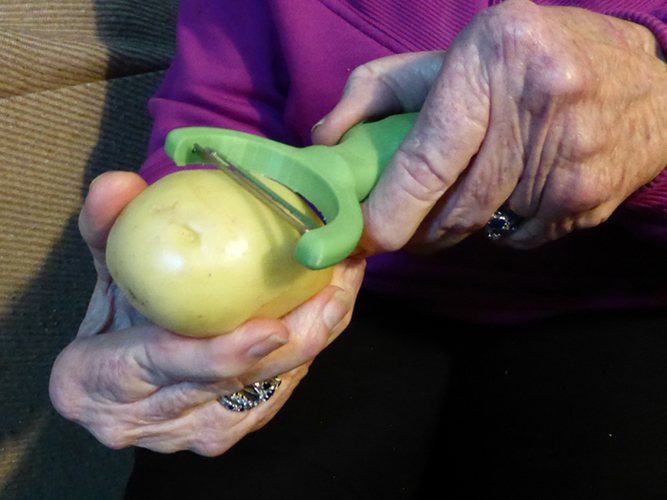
[
  {"xmin": 485, "ymin": 204, "xmax": 522, "ymax": 240},
  {"xmin": 219, "ymin": 376, "xmax": 282, "ymax": 412}
]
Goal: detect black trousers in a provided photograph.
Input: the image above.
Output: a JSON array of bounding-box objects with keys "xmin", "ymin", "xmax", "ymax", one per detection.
[{"xmin": 125, "ymin": 292, "xmax": 667, "ymax": 499}]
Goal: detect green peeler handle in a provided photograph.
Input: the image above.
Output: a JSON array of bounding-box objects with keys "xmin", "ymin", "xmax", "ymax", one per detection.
[
  {"xmin": 165, "ymin": 112, "xmax": 418, "ymax": 269},
  {"xmin": 331, "ymin": 112, "xmax": 418, "ymax": 201}
]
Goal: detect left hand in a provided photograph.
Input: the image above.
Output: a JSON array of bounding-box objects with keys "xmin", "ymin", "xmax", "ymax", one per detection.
[
  {"xmin": 313, "ymin": 0, "xmax": 667, "ymax": 252},
  {"xmin": 49, "ymin": 171, "xmax": 365, "ymax": 456}
]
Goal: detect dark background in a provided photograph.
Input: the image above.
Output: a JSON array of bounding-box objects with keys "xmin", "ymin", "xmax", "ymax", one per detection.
[{"xmin": 126, "ymin": 292, "xmax": 667, "ymax": 499}]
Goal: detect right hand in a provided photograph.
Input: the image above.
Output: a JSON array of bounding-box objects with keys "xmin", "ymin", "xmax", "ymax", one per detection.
[
  {"xmin": 49, "ymin": 171, "xmax": 365, "ymax": 456},
  {"xmin": 313, "ymin": 0, "xmax": 667, "ymax": 253}
]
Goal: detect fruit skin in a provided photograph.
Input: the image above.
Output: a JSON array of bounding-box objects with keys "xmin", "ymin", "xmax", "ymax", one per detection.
[{"xmin": 106, "ymin": 169, "xmax": 333, "ymax": 337}]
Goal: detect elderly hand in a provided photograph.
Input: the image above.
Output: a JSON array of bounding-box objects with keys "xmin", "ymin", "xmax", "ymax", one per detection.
[
  {"xmin": 49, "ymin": 171, "xmax": 364, "ymax": 456},
  {"xmin": 313, "ymin": 0, "xmax": 667, "ymax": 252}
]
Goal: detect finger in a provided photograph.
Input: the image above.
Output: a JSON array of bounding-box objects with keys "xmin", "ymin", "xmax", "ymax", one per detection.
[
  {"xmin": 502, "ymin": 201, "xmax": 616, "ymax": 249},
  {"xmin": 501, "ymin": 157, "xmax": 618, "ymax": 248},
  {"xmin": 52, "ymin": 319, "xmax": 290, "ymax": 408},
  {"xmin": 190, "ymin": 365, "xmax": 307, "ymax": 456},
  {"xmin": 133, "ymin": 380, "xmax": 245, "ymax": 422},
  {"xmin": 242, "ymin": 257, "xmax": 366, "ymax": 383},
  {"xmin": 133, "ymin": 366, "xmax": 308, "ymax": 456},
  {"xmin": 499, "ymin": 216, "xmax": 562, "ymax": 249},
  {"xmin": 407, "ymin": 90, "xmax": 524, "ymax": 251},
  {"xmin": 79, "ymin": 171, "xmax": 148, "ymax": 270},
  {"xmin": 311, "ymin": 51, "xmax": 446, "ymax": 146},
  {"xmin": 359, "ymin": 55, "xmax": 491, "ymax": 253},
  {"xmin": 135, "ymin": 319, "xmax": 290, "ymax": 385}
]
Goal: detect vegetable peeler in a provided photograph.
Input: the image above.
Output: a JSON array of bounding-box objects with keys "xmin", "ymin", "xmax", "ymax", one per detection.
[{"xmin": 164, "ymin": 112, "xmax": 418, "ymax": 270}]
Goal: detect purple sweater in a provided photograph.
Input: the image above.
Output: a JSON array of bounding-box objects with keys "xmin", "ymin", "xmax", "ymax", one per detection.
[{"xmin": 140, "ymin": 0, "xmax": 667, "ymax": 324}]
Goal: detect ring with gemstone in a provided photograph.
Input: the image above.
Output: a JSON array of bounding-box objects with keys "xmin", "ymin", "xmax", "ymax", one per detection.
[
  {"xmin": 219, "ymin": 377, "xmax": 282, "ymax": 412},
  {"xmin": 485, "ymin": 204, "xmax": 522, "ymax": 240}
]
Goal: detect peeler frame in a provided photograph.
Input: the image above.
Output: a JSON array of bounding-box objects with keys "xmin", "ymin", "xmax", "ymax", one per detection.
[{"xmin": 165, "ymin": 113, "xmax": 417, "ymax": 269}]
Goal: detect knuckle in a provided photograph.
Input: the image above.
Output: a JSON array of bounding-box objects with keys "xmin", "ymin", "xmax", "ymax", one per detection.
[
  {"xmin": 293, "ymin": 331, "xmax": 328, "ymax": 362},
  {"xmin": 394, "ymin": 142, "xmax": 453, "ymax": 203},
  {"xmin": 49, "ymin": 389, "xmax": 80, "ymax": 422},
  {"xmin": 438, "ymin": 212, "xmax": 486, "ymax": 236},
  {"xmin": 345, "ymin": 62, "xmax": 410, "ymax": 112},
  {"xmin": 347, "ymin": 63, "xmax": 376, "ymax": 84},
  {"xmin": 574, "ymin": 206, "xmax": 613, "ymax": 230},
  {"xmin": 475, "ymin": 0, "xmax": 590, "ymax": 100},
  {"xmin": 553, "ymin": 175, "xmax": 607, "ymax": 215},
  {"xmin": 559, "ymin": 123, "xmax": 603, "ymax": 161},
  {"xmin": 552, "ymin": 218, "xmax": 575, "ymax": 239},
  {"xmin": 474, "ymin": 0, "xmax": 537, "ymax": 28},
  {"xmin": 473, "ymin": 0, "xmax": 544, "ymax": 47},
  {"xmin": 527, "ymin": 58, "xmax": 589, "ymax": 102},
  {"xmin": 49, "ymin": 383, "xmax": 73, "ymax": 419},
  {"xmin": 188, "ymin": 427, "xmax": 231, "ymax": 457},
  {"xmin": 362, "ymin": 211, "xmax": 413, "ymax": 253},
  {"xmin": 363, "ymin": 228, "xmax": 405, "ymax": 254},
  {"xmin": 345, "ymin": 63, "xmax": 384, "ymax": 96},
  {"xmin": 573, "ymin": 217, "xmax": 599, "ymax": 231},
  {"xmin": 94, "ymin": 426, "xmax": 132, "ymax": 450},
  {"xmin": 49, "ymin": 355, "xmax": 83, "ymax": 421},
  {"xmin": 191, "ymin": 441, "xmax": 227, "ymax": 457}
]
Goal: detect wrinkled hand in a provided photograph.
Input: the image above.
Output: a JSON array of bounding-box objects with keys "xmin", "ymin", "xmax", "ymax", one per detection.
[
  {"xmin": 49, "ymin": 171, "xmax": 365, "ymax": 456},
  {"xmin": 313, "ymin": 0, "xmax": 667, "ymax": 252}
]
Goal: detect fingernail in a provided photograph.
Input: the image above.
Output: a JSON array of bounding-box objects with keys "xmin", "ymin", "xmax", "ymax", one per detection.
[
  {"xmin": 323, "ymin": 289, "xmax": 352, "ymax": 331},
  {"xmin": 88, "ymin": 173, "xmax": 105, "ymax": 191},
  {"xmin": 311, "ymin": 115, "xmax": 327, "ymax": 134},
  {"xmin": 247, "ymin": 334, "xmax": 289, "ymax": 358}
]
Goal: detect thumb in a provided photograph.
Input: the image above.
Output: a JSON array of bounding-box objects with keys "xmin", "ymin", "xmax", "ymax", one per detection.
[
  {"xmin": 311, "ymin": 51, "xmax": 446, "ymax": 146},
  {"xmin": 79, "ymin": 171, "xmax": 148, "ymax": 273}
]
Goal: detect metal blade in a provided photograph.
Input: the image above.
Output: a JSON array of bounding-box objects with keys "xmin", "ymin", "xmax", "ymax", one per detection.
[{"xmin": 193, "ymin": 144, "xmax": 320, "ymax": 235}]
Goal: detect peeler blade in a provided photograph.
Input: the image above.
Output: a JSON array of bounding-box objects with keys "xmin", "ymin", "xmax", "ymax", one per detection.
[{"xmin": 193, "ymin": 144, "xmax": 320, "ymax": 236}]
